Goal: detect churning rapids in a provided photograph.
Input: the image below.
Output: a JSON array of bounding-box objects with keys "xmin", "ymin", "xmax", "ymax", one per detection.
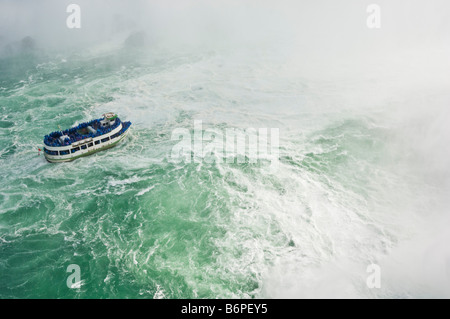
[{"xmin": 1, "ymin": 0, "xmax": 450, "ymax": 298}]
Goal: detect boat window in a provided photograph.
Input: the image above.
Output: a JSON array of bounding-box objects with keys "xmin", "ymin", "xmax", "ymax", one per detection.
[
  {"xmin": 95, "ymin": 140, "xmax": 100, "ymax": 145},
  {"xmin": 101, "ymin": 137, "xmax": 110, "ymax": 143},
  {"xmin": 71, "ymin": 147, "xmax": 80, "ymax": 153},
  {"xmin": 60, "ymin": 150, "xmax": 70, "ymax": 155},
  {"xmin": 88, "ymin": 143, "xmax": 93, "ymax": 147},
  {"xmin": 81, "ymin": 145, "xmax": 87, "ymax": 150},
  {"xmin": 44, "ymin": 148, "xmax": 59, "ymax": 156}
]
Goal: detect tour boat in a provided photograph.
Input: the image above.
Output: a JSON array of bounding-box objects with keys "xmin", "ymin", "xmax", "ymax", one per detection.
[{"xmin": 43, "ymin": 113, "xmax": 131, "ymax": 163}]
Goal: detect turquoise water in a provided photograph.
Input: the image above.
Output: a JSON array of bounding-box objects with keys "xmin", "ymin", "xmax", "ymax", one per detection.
[{"xmin": 0, "ymin": 45, "xmax": 449, "ymax": 299}]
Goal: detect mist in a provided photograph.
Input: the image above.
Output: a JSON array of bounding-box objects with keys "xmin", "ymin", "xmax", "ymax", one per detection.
[
  {"xmin": 1, "ymin": 1, "xmax": 449, "ymax": 50},
  {"xmin": 2, "ymin": 0, "xmax": 449, "ymax": 100}
]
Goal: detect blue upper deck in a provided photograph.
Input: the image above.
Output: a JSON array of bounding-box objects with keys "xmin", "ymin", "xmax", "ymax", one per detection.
[{"xmin": 44, "ymin": 116, "xmax": 130, "ymax": 147}]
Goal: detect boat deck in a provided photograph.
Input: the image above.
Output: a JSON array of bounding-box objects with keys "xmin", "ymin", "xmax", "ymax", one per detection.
[{"xmin": 44, "ymin": 117, "xmax": 122, "ymax": 147}]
